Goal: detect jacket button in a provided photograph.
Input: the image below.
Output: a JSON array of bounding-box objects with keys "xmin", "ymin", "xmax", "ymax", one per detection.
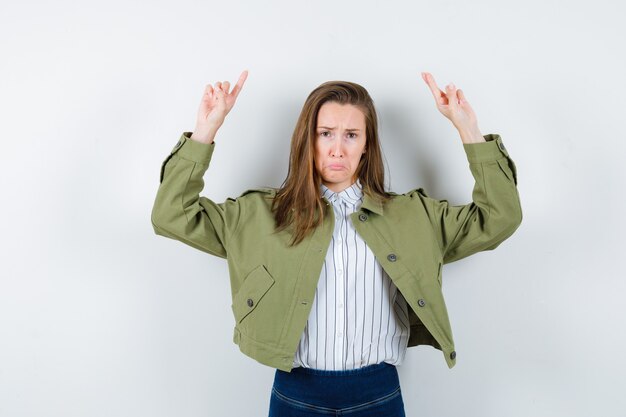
[
  {"xmin": 387, "ymin": 253, "xmax": 397, "ymax": 262},
  {"xmin": 358, "ymin": 213, "xmax": 368, "ymax": 222},
  {"xmin": 450, "ymin": 351, "xmax": 456, "ymax": 360},
  {"xmin": 417, "ymin": 298, "xmax": 426, "ymax": 307},
  {"xmin": 247, "ymin": 298, "xmax": 254, "ymax": 307},
  {"xmin": 498, "ymin": 141, "xmax": 506, "ymax": 151}
]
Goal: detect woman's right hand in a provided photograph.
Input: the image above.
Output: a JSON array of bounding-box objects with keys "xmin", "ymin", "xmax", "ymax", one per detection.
[{"xmin": 191, "ymin": 70, "xmax": 249, "ymax": 143}]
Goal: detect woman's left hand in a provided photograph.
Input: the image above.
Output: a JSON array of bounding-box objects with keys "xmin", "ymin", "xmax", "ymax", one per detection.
[{"xmin": 421, "ymin": 72, "xmax": 480, "ymax": 135}]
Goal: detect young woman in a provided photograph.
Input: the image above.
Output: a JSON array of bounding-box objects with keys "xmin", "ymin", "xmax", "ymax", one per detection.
[{"xmin": 151, "ymin": 70, "xmax": 522, "ymax": 416}]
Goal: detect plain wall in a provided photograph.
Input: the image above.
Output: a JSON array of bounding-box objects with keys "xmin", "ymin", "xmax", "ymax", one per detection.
[{"xmin": 1, "ymin": 0, "xmax": 625, "ymax": 416}]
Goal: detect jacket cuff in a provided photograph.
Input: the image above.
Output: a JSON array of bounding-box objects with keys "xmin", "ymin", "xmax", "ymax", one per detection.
[
  {"xmin": 170, "ymin": 131, "xmax": 215, "ymax": 164},
  {"xmin": 462, "ymin": 133, "xmax": 510, "ymax": 163}
]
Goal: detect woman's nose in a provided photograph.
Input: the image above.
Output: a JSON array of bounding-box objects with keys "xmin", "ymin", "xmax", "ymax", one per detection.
[{"xmin": 331, "ymin": 140, "xmax": 343, "ymax": 157}]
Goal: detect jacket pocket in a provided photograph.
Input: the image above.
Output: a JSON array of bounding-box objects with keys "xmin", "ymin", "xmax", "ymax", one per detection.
[{"xmin": 231, "ymin": 264, "xmax": 275, "ymax": 324}]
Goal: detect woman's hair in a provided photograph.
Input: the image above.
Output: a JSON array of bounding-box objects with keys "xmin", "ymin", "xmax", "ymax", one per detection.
[{"xmin": 271, "ymin": 80, "xmax": 392, "ymax": 247}]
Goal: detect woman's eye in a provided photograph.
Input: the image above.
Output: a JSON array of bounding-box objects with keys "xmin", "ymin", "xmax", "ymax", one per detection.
[{"xmin": 319, "ymin": 131, "xmax": 357, "ymax": 139}]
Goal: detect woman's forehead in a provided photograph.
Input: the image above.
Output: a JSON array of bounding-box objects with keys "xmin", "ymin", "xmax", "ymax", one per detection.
[{"xmin": 317, "ymin": 102, "xmax": 365, "ymax": 127}]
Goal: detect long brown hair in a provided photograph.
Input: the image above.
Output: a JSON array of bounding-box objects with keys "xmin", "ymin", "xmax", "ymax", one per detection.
[{"xmin": 271, "ymin": 80, "xmax": 392, "ymax": 247}]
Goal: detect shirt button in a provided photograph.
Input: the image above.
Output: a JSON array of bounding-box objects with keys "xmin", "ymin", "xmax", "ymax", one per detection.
[
  {"xmin": 417, "ymin": 298, "xmax": 426, "ymax": 307},
  {"xmin": 338, "ymin": 303, "xmax": 343, "ymax": 308},
  {"xmin": 337, "ymin": 332, "xmax": 343, "ymax": 337},
  {"xmin": 338, "ymin": 269, "xmax": 343, "ymax": 275},
  {"xmin": 247, "ymin": 298, "xmax": 254, "ymax": 307},
  {"xmin": 387, "ymin": 253, "xmax": 397, "ymax": 262}
]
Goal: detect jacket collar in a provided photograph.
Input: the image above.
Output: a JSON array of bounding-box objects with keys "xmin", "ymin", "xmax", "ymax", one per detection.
[
  {"xmin": 320, "ymin": 178, "xmax": 384, "ymax": 216},
  {"xmin": 361, "ymin": 190, "xmax": 384, "ymax": 216}
]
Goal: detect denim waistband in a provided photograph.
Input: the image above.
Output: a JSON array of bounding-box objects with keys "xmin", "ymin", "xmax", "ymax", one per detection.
[
  {"xmin": 272, "ymin": 361, "xmax": 400, "ymax": 409},
  {"xmin": 288, "ymin": 361, "xmax": 392, "ymax": 376}
]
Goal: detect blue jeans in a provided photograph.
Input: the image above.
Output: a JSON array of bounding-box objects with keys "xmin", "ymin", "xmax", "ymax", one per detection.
[{"xmin": 268, "ymin": 362, "xmax": 406, "ymax": 416}]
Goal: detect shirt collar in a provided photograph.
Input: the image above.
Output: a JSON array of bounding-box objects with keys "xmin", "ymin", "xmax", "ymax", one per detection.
[{"xmin": 320, "ymin": 178, "xmax": 363, "ymax": 206}]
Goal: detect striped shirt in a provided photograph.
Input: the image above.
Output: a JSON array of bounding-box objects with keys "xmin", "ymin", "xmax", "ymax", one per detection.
[{"xmin": 292, "ymin": 178, "xmax": 411, "ymax": 370}]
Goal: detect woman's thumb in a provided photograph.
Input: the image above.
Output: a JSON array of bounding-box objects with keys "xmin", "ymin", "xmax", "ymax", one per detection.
[
  {"xmin": 446, "ymin": 83, "xmax": 458, "ymax": 108},
  {"xmin": 457, "ymin": 88, "xmax": 468, "ymax": 104},
  {"xmin": 215, "ymin": 86, "xmax": 226, "ymax": 107}
]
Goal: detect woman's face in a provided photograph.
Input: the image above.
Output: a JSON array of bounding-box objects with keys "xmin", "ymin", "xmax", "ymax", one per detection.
[{"xmin": 314, "ymin": 101, "xmax": 367, "ymax": 193}]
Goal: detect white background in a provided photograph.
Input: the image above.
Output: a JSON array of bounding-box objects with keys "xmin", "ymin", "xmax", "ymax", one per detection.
[{"xmin": 1, "ymin": 1, "xmax": 624, "ymax": 416}]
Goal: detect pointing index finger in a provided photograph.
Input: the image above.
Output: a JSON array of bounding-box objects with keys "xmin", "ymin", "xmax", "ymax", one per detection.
[
  {"xmin": 231, "ymin": 70, "xmax": 249, "ymax": 99},
  {"xmin": 422, "ymin": 72, "xmax": 444, "ymax": 102}
]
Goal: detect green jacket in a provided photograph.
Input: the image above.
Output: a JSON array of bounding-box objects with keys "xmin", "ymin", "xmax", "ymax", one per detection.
[{"xmin": 151, "ymin": 131, "xmax": 522, "ymax": 372}]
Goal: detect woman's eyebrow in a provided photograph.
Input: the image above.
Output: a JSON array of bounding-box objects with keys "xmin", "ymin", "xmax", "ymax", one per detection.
[{"xmin": 317, "ymin": 126, "xmax": 361, "ymax": 131}]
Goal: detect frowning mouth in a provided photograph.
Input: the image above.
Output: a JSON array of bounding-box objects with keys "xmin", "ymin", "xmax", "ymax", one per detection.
[{"xmin": 328, "ymin": 164, "xmax": 344, "ymax": 170}]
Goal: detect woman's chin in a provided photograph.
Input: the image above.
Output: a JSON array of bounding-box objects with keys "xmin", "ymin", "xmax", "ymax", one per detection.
[
  {"xmin": 323, "ymin": 175, "xmax": 348, "ymax": 184},
  {"xmin": 325, "ymin": 170, "xmax": 350, "ymax": 178}
]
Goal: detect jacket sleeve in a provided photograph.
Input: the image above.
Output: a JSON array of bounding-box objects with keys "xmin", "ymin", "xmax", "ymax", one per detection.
[
  {"xmin": 150, "ymin": 131, "xmax": 242, "ymax": 259},
  {"xmin": 421, "ymin": 134, "xmax": 522, "ymax": 264}
]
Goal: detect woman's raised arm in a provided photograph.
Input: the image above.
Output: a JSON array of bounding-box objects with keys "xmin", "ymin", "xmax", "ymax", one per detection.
[
  {"xmin": 150, "ymin": 70, "xmax": 249, "ymax": 258},
  {"xmin": 416, "ymin": 71, "xmax": 522, "ymax": 263}
]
